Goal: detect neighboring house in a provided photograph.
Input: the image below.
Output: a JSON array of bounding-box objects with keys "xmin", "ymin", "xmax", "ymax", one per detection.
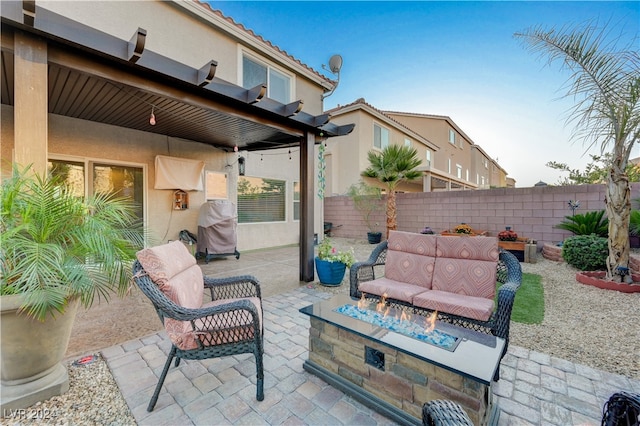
[
  {"xmin": 1, "ymin": 0, "xmax": 352, "ymax": 281},
  {"xmin": 325, "ymin": 98, "xmax": 439, "ymax": 195},
  {"xmin": 325, "ymin": 100, "xmax": 512, "ymax": 195}
]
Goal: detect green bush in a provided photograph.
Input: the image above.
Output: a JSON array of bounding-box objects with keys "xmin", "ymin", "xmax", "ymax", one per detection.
[
  {"xmin": 555, "ymin": 210, "xmax": 608, "ymax": 237},
  {"xmin": 562, "ymin": 235, "xmax": 608, "ymax": 271}
]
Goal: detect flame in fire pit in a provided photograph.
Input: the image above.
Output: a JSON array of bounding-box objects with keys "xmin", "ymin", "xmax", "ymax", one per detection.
[{"xmin": 425, "ymin": 310, "xmax": 438, "ymax": 333}]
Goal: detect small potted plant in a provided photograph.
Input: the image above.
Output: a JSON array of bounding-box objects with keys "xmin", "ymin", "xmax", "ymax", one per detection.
[
  {"xmin": 453, "ymin": 223, "xmax": 473, "ymax": 235},
  {"xmin": 498, "ymin": 227, "xmax": 518, "ymax": 241},
  {"xmin": 347, "ymin": 180, "xmax": 383, "ymax": 244},
  {"xmin": 315, "ymin": 238, "xmax": 356, "ymax": 286},
  {"xmin": 420, "ymin": 226, "xmax": 434, "ymax": 234}
]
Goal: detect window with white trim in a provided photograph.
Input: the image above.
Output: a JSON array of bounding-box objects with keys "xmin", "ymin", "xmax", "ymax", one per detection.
[
  {"xmin": 404, "ymin": 138, "xmax": 411, "ymax": 147},
  {"xmin": 456, "ymin": 164, "xmax": 462, "ymax": 179},
  {"xmin": 237, "ymin": 176, "xmax": 286, "ymax": 223},
  {"xmin": 447, "ymin": 158, "xmax": 451, "ymax": 174},
  {"xmin": 373, "ymin": 123, "xmax": 389, "ymax": 149},
  {"xmin": 293, "ymin": 181, "xmax": 300, "ymax": 221},
  {"xmin": 242, "ymin": 54, "xmax": 291, "ymax": 104},
  {"xmin": 206, "ymin": 171, "xmax": 228, "ymax": 200},
  {"xmin": 466, "ymin": 169, "xmax": 469, "ymax": 181},
  {"xmin": 425, "ymin": 150, "xmax": 431, "ymax": 167},
  {"xmin": 448, "ymin": 129, "xmax": 456, "ymax": 145}
]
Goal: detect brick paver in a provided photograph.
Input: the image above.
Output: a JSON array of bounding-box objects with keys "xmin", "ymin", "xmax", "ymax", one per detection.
[{"xmin": 103, "ymin": 287, "xmax": 640, "ymax": 425}]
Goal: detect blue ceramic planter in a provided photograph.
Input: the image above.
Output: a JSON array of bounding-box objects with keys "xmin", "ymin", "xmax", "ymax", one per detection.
[{"xmin": 315, "ymin": 257, "xmax": 346, "ymax": 286}]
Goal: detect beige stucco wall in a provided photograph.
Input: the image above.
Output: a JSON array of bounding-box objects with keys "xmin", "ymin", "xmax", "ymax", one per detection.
[
  {"xmin": 37, "ymin": 0, "xmax": 325, "ymax": 115},
  {"xmin": 2, "ymin": 106, "xmax": 314, "ymax": 251}
]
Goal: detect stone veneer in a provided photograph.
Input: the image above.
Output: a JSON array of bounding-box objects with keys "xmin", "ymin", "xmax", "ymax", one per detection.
[{"xmin": 308, "ymin": 317, "xmax": 492, "ymax": 425}]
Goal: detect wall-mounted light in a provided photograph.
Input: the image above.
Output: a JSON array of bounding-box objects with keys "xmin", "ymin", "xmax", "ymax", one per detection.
[
  {"xmin": 149, "ymin": 106, "xmax": 156, "ymax": 125},
  {"xmin": 238, "ymin": 156, "xmax": 245, "ymax": 176}
]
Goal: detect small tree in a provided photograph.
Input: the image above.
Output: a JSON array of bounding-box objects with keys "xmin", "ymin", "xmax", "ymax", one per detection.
[
  {"xmin": 361, "ymin": 145, "xmax": 422, "ymax": 238},
  {"xmin": 546, "ymin": 153, "xmax": 640, "ymax": 185},
  {"xmin": 516, "ymin": 23, "xmax": 640, "ymax": 281},
  {"xmin": 346, "ymin": 180, "xmax": 383, "ymax": 233}
]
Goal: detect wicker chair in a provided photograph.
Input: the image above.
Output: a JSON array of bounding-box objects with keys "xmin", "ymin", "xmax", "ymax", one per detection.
[
  {"xmin": 422, "ymin": 400, "xmax": 474, "ymax": 426},
  {"xmin": 350, "ymin": 240, "xmax": 522, "ymax": 356},
  {"xmin": 602, "ymin": 391, "xmax": 640, "ymax": 426},
  {"xmin": 132, "ymin": 241, "xmax": 264, "ymax": 412}
]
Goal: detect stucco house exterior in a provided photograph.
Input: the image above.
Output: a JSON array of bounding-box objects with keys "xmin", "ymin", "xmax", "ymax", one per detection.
[
  {"xmin": 1, "ymin": 0, "xmax": 352, "ymax": 280},
  {"xmin": 325, "ymin": 100, "xmax": 513, "ymax": 195}
]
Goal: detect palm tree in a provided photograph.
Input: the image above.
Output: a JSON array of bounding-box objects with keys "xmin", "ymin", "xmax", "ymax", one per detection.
[
  {"xmin": 361, "ymin": 144, "xmax": 422, "ymax": 238},
  {"xmin": 516, "ymin": 23, "xmax": 640, "ymax": 281}
]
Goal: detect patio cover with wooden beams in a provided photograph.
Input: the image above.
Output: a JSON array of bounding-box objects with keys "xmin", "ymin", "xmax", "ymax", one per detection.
[{"xmin": 1, "ymin": 1, "xmax": 354, "ymax": 281}]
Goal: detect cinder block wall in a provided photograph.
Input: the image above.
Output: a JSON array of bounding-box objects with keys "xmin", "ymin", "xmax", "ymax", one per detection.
[{"xmin": 324, "ymin": 183, "xmax": 640, "ymax": 248}]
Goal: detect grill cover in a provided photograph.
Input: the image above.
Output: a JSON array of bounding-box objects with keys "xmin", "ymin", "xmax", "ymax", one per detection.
[{"xmin": 197, "ymin": 200, "xmax": 237, "ymax": 255}]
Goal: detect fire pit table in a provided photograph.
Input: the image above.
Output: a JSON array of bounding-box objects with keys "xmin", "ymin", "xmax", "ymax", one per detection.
[{"xmin": 300, "ymin": 294, "xmax": 503, "ymax": 426}]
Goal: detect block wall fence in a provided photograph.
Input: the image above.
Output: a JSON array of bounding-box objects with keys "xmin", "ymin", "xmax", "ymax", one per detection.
[{"xmin": 323, "ymin": 183, "xmax": 640, "ymax": 248}]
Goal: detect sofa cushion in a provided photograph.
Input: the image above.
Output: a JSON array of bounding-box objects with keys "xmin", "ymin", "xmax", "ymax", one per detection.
[
  {"xmin": 385, "ymin": 231, "xmax": 437, "ymax": 289},
  {"xmin": 413, "ymin": 290, "xmax": 495, "ymax": 322},
  {"xmin": 435, "ymin": 235, "xmax": 499, "ymax": 262},
  {"xmin": 359, "ymin": 277, "xmax": 426, "ymax": 304},
  {"xmin": 432, "ymin": 257, "xmax": 497, "ymax": 299},
  {"xmin": 163, "ymin": 296, "xmax": 262, "ymax": 350},
  {"xmin": 387, "ymin": 231, "xmax": 437, "ymax": 256}
]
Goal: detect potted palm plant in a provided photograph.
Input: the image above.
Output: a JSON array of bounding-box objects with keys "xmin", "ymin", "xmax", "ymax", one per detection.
[
  {"xmin": 346, "ymin": 180, "xmax": 383, "ymax": 244},
  {"xmin": 1, "ymin": 165, "xmax": 145, "ymax": 410}
]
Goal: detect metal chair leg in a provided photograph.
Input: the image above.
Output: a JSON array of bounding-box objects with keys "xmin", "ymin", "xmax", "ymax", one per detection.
[{"xmin": 148, "ymin": 345, "xmax": 177, "ymax": 412}]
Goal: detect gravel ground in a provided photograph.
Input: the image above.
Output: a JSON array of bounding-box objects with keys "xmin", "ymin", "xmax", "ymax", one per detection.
[{"xmin": 4, "ymin": 237, "xmax": 639, "ymax": 425}]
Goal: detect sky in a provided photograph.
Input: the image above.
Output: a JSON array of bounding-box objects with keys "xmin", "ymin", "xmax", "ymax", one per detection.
[{"xmin": 210, "ymin": 1, "xmax": 639, "ymax": 187}]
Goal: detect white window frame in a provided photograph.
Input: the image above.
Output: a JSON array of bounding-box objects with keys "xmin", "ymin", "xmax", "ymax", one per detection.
[
  {"xmin": 293, "ymin": 180, "xmax": 300, "ymax": 222},
  {"xmin": 456, "ymin": 164, "xmax": 462, "ymax": 179},
  {"xmin": 448, "ymin": 129, "xmax": 456, "ymax": 145},
  {"xmin": 404, "ymin": 138, "xmax": 411, "ymax": 147},
  {"xmin": 447, "ymin": 158, "xmax": 451, "ymax": 174},
  {"xmin": 240, "ymin": 51, "xmax": 293, "ymax": 104},
  {"xmin": 373, "ymin": 123, "xmax": 390, "ymax": 150},
  {"xmin": 425, "ymin": 150, "xmax": 431, "ymax": 167}
]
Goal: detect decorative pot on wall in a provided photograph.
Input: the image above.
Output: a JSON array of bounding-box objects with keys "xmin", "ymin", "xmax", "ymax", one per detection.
[{"xmin": 315, "ymin": 257, "xmax": 347, "ymax": 286}]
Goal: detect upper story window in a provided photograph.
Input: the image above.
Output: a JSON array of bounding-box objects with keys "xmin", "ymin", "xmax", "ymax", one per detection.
[
  {"xmin": 425, "ymin": 150, "xmax": 432, "ymax": 167},
  {"xmin": 242, "ymin": 54, "xmax": 291, "ymax": 104},
  {"xmin": 448, "ymin": 129, "xmax": 456, "ymax": 145},
  {"xmin": 404, "ymin": 138, "xmax": 411, "ymax": 147},
  {"xmin": 456, "ymin": 164, "xmax": 462, "ymax": 179},
  {"xmin": 373, "ymin": 123, "xmax": 389, "ymax": 150}
]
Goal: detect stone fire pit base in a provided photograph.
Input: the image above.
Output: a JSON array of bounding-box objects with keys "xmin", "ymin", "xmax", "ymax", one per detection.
[{"xmin": 305, "ymin": 318, "xmax": 496, "ymax": 425}]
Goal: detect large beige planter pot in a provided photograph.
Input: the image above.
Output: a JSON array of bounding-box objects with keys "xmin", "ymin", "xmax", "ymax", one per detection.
[{"xmin": 1, "ymin": 294, "xmax": 79, "ymax": 412}]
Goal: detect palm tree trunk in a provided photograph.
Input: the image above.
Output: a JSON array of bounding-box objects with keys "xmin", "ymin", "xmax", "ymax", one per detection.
[
  {"xmin": 605, "ymin": 162, "xmax": 631, "ymax": 281},
  {"xmin": 386, "ymin": 190, "xmax": 397, "ymax": 239}
]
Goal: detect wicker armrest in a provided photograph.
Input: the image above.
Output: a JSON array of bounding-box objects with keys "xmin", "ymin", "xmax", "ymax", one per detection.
[
  {"xmin": 350, "ymin": 241, "xmax": 388, "ymax": 298},
  {"xmin": 602, "ymin": 391, "xmax": 640, "ymax": 426},
  {"xmin": 422, "ymin": 400, "xmax": 473, "ymax": 426},
  {"xmin": 204, "ymin": 275, "xmax": 261, "ymax": 300}
]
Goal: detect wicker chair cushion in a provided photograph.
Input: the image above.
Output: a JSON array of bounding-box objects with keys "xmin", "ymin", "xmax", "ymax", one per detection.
[
  {"xmin": 164, "ymin": 296, "xmax": 262, "ymax": 350},
  {"xmin": 136, "ymin": 241, "xmax": 204, "ymax": 309},
  {"xmin": 413, "ymin": 289, "xmax": 495, "ymax": 322},
  {"xmin": 359, "ymin": 277, "xmax": 427, "ymax": 303}
]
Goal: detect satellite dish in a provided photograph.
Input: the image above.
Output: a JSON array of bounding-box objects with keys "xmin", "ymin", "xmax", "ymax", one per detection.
[{"xmin": 328, "ymin": 54, "xmax": 343, "ymax": 74}]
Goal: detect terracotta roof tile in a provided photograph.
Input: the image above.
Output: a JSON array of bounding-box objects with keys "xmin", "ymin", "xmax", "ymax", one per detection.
[{"xmin": 193, "ymin": 0, "xmax": 332, "ymax": 84}]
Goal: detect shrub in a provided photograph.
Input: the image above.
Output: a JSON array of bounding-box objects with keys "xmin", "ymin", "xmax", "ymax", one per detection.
[
  {"xmin": 562, "ymin": 235, "xmax": 608, "ymax": 271},
  {"xmin": 629, "ymin": 210, "xmax": 640, "ymax": 236},
  {"xmin": 555, "ymin": 210, "xmax": 608, "ymax": 237}
]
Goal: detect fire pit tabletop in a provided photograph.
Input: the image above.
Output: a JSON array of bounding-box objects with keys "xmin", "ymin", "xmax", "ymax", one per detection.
[{"xmin": 300, "ymin": 294, "xmax": 505, "ymax": 385}]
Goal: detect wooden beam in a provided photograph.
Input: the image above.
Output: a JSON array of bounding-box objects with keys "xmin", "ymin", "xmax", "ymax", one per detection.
[
  {"xmin": 197, "ymin": 60, "xmax": 217, "ymax": 87},
  {"xmin": 22, "ymin": 0, "xmax": 35, "ymax": 27},
  {"xmin": 245, "ymin": 84, "xmax": 266, "ymax": 104},
  {"xmin": 282, "ymin": 100, "xmax": 303, "ymax": 117},
  {"xmin": 127, "ymin": 28, "xmax": 146, "ymax": 63},
  {"xmin": 300, "ymin": 131, "xmax": 315, "ymax": 282}
]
